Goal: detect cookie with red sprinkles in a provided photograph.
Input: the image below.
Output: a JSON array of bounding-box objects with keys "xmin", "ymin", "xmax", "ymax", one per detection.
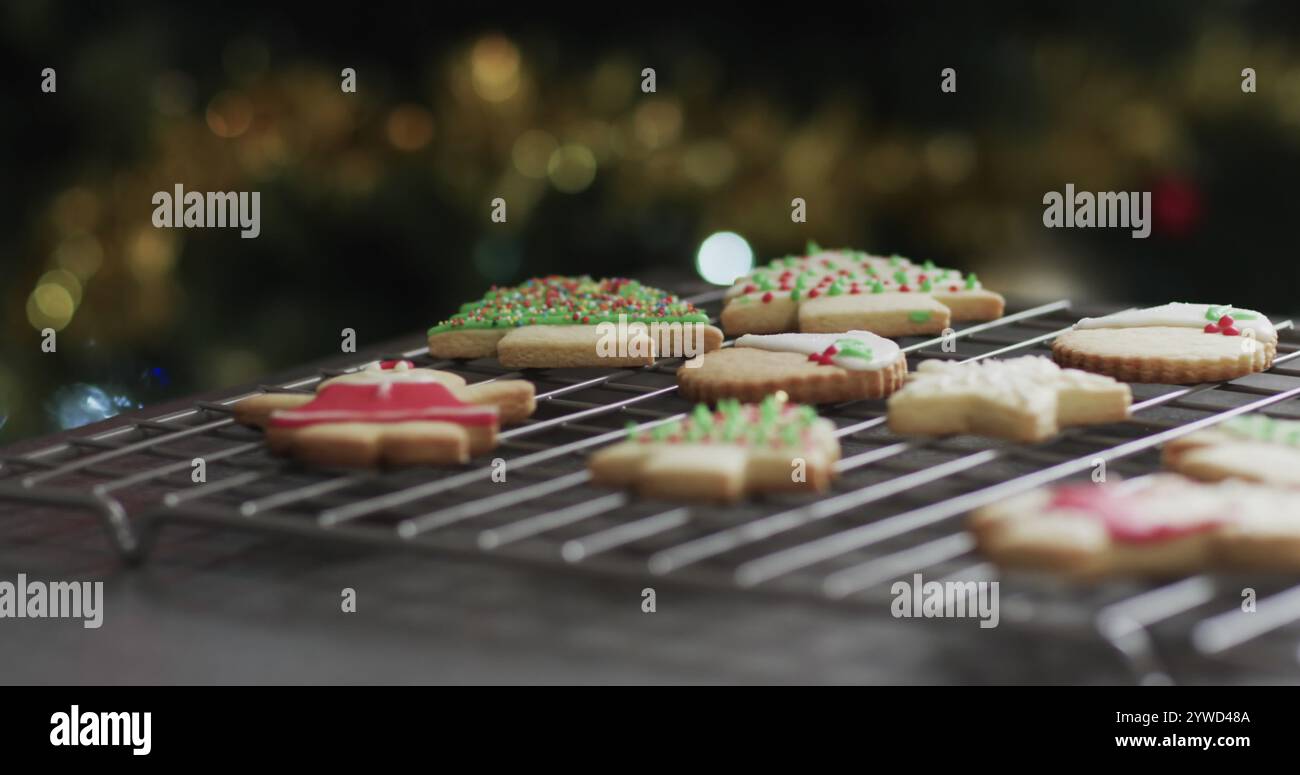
[
  {"xmin": 589, "ymin": 397, "xmax": 840, "ymax": 502},
  {"xmin": 720, "ymin": 243, "xmax": 1004, "ymax": 337},
  {"xmin": 1052, "ymin": 303, "xmax": 1278, "ymax": 384},
  {"xmin": 428, "ymin": 276, "xmax": 724, "ymax": 368}
]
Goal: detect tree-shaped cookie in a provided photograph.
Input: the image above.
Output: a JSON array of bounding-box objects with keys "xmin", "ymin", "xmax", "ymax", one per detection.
[
  {"xmin": 428, "ymin": 276, "xmax": 724, "ymax": 368},
  {"xmin": 886, "ymin": 356, "xmax": 1131, "ymax": 442},
  {"xmin": 589, "ymin": 397, "xmax": 840, "ymax": 502},
  {"xmin": 1163, "ymin": 414, "xmax": 1300, "ymax": 488},
  {"xmin": 720, "ymin": 246, "xmax": 1004, "ymax": 337},
  {"xmin": 1053, "ymin": 303, "xmax": 1278, "ymax": 384}
]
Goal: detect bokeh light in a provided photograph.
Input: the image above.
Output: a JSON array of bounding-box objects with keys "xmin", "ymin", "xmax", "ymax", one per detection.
[
  {"xmin": 470, "ymin": 35, "xmax": 521, "ymax": 102},
  {"xmin": 547, "ymin": 144, "xmax": 597, "ymax": 193},
  {"xmin": 512, "ymin": 130, "xmax": 558, "ymax": 178},
  {"xmin": 47, "ymin": 384, "xmax": 140, "ymax": 430},
  {"xmin": 386, "ymin": 103, "xmax": 436, "ymax": 151},
  {"xmin": 695, "ymin": 231, "xmax": 754, "ymax": 285},
  {"xmin": 206, "ymin": 90, "xmax": 254, "ymax": 138}
]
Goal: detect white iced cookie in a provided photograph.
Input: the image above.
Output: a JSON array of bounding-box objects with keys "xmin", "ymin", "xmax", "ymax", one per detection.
[
  {"xmin": 1053, "ymin": 303, "xmax": 1277, "ymax": 384},
  {"xmin": 677, "ymin": 330, "xmax": 908, "ymax": 404},
  {"xmin": 886, "ymin": 355, "xmax": 1131, "ymax": 442}
]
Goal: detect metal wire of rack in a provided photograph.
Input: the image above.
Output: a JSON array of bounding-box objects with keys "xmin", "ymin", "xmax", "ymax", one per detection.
[{"xmin": 3, "ymin": 289, "xmax": 1299, "ymax": 685}]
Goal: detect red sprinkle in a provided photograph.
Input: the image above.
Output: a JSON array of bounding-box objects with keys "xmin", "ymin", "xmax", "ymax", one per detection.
[
  {"xmin": 1222, "ymin": 326, "xmax": 1241, "ymax": 336},
  {"xmin": 761, "ymin": 292, "xmax": 774, "ymax": 303},
  {"xmin": 808, "ymin": 288, "xmax": 821, "ymax": 298},
  {"xmin": 1204, "ymin": 323, "xmax": 1219, "ymax": 334},
  {"xmin": 899, "ymin": 285, "xmax": 911, "ymax": 292}
]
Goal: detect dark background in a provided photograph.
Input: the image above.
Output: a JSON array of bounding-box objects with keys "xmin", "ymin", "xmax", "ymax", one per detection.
[{"xmin": 3, "ymin": 0, "xmax": 1299, "ymax": 442}]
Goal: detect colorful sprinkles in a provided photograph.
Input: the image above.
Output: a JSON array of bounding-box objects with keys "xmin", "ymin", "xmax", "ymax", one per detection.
[
  {"xmin": 429, "ymin": 276, "xmax": 710, "ymax": 335},
  {"xmin": 624, "ymin": 397, "xmax": 822, "ymax": 449}
]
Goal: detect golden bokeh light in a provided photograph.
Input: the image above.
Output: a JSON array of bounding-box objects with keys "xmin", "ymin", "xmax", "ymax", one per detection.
[
  {"xmin": 633, "ymin": 98, "xmax": 683, "ymax": 149},
  {"xmin": 53, "ymin": 233, "xmax": 104, "ymax": 279},
  {"xmin": 471, "ymin": 35, "xmax": 521, "ymax": 102},
  {"xmin": 512, "ymin": 130, "xmax": 559, "ymax": 178},
  {"xmin": 683, "ymin": 140, "xmax": 737, "ymax": 188},
  {"xmin": 547, "ymin": 144, "xmax": 598, "ymax": 193},
  {"xmin": 206, "ymin": 90, "xmax": 254, "ymax": 138},
  {"xmin": 37, "ymin": 269, "xmax": 83, "ymax": 308},
  {"xmin": 127, "ymin": 228, "xmax": 179, "ymax": 280},
  {"xmin": 27, "ymin": 283, "xmax": 76, "ymax": 331},
  {"xmin": 386, "ymin": 103, "xmax": 436, "ymax": 151}
]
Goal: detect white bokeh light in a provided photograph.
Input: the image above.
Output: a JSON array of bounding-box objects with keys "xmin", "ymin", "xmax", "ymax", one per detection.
[{"xmin": 695, "ymin": 231, "xmax": 754, "ymax": 285}]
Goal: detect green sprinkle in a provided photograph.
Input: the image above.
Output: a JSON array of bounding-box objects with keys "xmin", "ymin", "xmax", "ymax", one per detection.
[
  {"xmin": 872, "ymin": 281, "xmax": 885, "ymax": 294},
  {"xmin": 827, "ymin": 280, "xmax": 844, "ymax": 297},
  {"xmin": 806, "ymin": 239, "xmax": 822, "ymax": 254},
  {"xmin": 965, "ymin": 273, "xmax": 978, "ymax": 290},
  {"xmin": 920, "ymin": 279, "xmax": 932, "ymax": 292},
  {"xmin": 909, "ymin": 310, "xmax": 932, "ymax": 322},
  {"xmin": 625, "ymin": 421, "xmax": 639, "ymax": 440},
  {"xmin": 922, "ymin": 260, "xmax": 935, "ymax": 270}
]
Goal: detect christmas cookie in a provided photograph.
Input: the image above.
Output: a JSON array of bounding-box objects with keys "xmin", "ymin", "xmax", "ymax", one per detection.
[
  {"xmin": 886, "ymin": 356, "xmax": 1131, "ymax": 442},
  {"xmin": 719, "ymin": 246, "xmax": 1004, "ymax": 337},
  {"xmin": 1052, "ymin": 303, "xmax": 1277, "ymax": 384},
  {"xmin": 1163, "ymin": 414, "xmax": 1300, "ymax": 488},
  {"xmin": 234, "ymin": 360, "xmax": 536, "ymax": 428},
  {"xmin": 588, "ymin": 397, "xmax": 840, "ymax": 502},
  {"xmin": 676, "ymin": 330, "xmax": 907, "ymax": 403},
  {"xmin": 427, "ymin": 276, "xmax": 724, "ymax": 368},
  {"xmin": 234, "ymin": 360, "xmax": 536, "ymax": 466},
  {"xmin": 971, "ymin": 475, "xmax": 1300, "ymax": 576}
]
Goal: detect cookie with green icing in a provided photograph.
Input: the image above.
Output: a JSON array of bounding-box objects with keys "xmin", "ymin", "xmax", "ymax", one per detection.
[
  {"xmin": 428, "ymin": 276, "xmax": 724, "ymax": 368},
  {"xmin": 588, "ymin": 396, "xmax": 841, "ymax": 502},
  {"xmin": 1054, "ymin": 302, "xmax": 1278, "ymax": 384},
  {"xmin": 1164, "ymin": 412, "xmax": 1300, "ymax": 488},
  {"xmin": 719, "ymin": 243, "xmax": 1004, "ymax": 337}
]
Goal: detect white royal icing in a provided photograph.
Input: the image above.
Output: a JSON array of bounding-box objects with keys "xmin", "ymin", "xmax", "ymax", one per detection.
[
  {"xmin": 735, "ymin": 330, "xmax": 901, "ymax": 371},
  {"xmin": 1075, "ymin": 303, "xmax": 1275, "ymax": 339}
]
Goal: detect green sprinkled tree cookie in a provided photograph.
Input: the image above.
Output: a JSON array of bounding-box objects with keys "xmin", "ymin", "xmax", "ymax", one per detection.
[
  {"xmin": 1164, "ymin": 413, "xmax": 1300, "ymax": 488},
  {"xmin": 588, "ymin": 396, "xmax": 840, "ymax": 502},
  {"xmin": 428, "ymin": 276, "xmax": 724, "ymax": 368},
  {"xmin": 719, "ymin": 245, "xmax": 1004, "ymax": 337}
]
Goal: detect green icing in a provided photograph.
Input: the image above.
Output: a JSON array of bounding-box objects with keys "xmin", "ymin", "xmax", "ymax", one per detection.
[
  {"xmin": 833, "ymin": 338, "xmax": 874, "ymax": 361},
  {"xmin": 909, "ymin": 310, "xmax": 932, "ymax": 322},
  {"xmin": 1206, "ymin": 305, "xmax": 1260, "ymax": 321},
  {"xmin": 626, "ymin": 401, "xmax": 824, "ymax": 450},
  {"xmin": 1223, "ymin": 415, "xmax": 1300, "ymax": 447},
  {"xmin": 429, "ymin": 276, "xmax": 710, "ymax": 334}
]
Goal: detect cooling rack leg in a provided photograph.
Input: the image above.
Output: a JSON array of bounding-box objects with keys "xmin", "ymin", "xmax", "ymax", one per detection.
[{"xmin": 0, "ymin": 486, "xmax": 141, "ymax": 562}]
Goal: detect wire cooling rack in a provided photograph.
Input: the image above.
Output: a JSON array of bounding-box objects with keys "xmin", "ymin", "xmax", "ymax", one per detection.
[{"xmin": 2, "ymin": 290, "xmax": 1299, "ymax": 684}]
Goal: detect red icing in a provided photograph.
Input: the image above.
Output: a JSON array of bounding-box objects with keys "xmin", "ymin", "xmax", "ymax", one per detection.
[
  {"xmin": 761, "ymin": 291, "xmax": 774, "ymax": 303},
  {"xmin": 379, "ymin": 359, "xmax": 414, "ymax": 369},
  {"xmin": 807, "ymin": 345, "xmax": 838, "ymax": 365},
  {"xmin": 1047, "ymin": 484, "xmax": 1221, "ymax": 543},
  {"xmin": 271, "ymin": 381, "xmax": 496, "ymax": 428},
  {"xmin": 899, "ymin": 284, "xmax": 911, "ymax": 292},
  {"xmin": 807, "ymin": 288, "xmax": 821, "ymax": 298}
]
